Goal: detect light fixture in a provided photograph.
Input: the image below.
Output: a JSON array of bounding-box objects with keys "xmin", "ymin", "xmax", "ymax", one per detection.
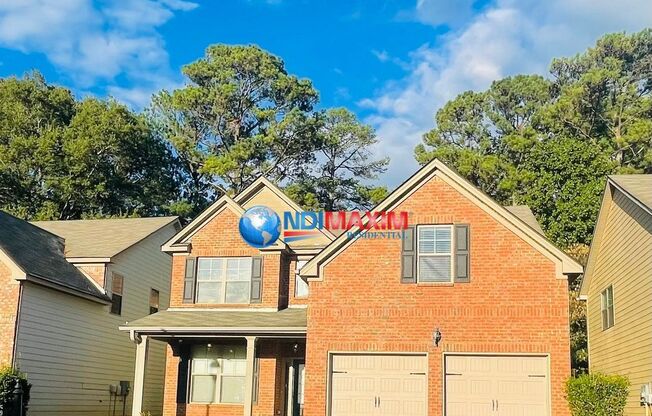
[
  {"xmin": 292, "ymin": 343, "xmax": 299, "ymax": 354},
  {"xmin": 433, "ymin": 328, "xmax": 442, "ymax": 347}
]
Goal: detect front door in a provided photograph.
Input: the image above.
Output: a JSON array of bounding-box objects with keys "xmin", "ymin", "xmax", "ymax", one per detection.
[{"xmin": 287, "ymin": 359, "xmax": 305, "ymax": 416}]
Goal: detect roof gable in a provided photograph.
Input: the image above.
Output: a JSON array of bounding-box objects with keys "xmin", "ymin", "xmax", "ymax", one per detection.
[
  {"xmin": 580, "ymin": 176, "xmax": 652, "ymax": 297},
  {"xmin": 0, "ymin": 211, "xmax": 109, "ymax": 302},
  {"xmin": 162, "ymin": 194, "xmax": 285, "ymax": 252},
  {"xmin": 300, "ymin": 159, "xmax": 582, "ymax": 279},
  {"xmin": 235, "ymin": 177, "xmax": 335, "ymax": 246},
  {"xmin": 33, "ymin": 216, "xmax": 179, "ymax": 260}
]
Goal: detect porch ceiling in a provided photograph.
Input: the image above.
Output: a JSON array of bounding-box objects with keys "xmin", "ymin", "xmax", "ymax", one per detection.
[{"xmin": 119, "ymin": 307, "xmax": 307, "ymax": 335}]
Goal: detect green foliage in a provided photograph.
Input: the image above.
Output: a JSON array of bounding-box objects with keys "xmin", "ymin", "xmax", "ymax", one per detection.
[
  {"xmin": 566, "ymin": 373, "xmax": 630, "ymax": 416},
  {"xmin": 287, "ymin": 108, "xmax": 389, "ymax": 210},
  {"xmin": 150, "ymin": 44, "xmax": 321, "ymax": 216},
  {"xmin": 417, "ymin": 29, "xmax": 652, "ymax": 248},
  {"xmin": 566, "ymin": 244, "xmax": 591, "ymax": 372},
  {"xmin": 0, "ymin": 366, "xmax": 31, "ymax": 415},
  {"xmin": 151, "ymin": 46, "xmax": 387, "ymax": 216},
  {"xmin": 0, "ymin": 72, "xmax": 179, "ymax": 220}
]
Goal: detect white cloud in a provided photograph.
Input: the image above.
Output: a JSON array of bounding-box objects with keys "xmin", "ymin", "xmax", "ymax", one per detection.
[
  {"xmin": 0, "ymin": 0, "xmax": 197, "ymax": 107},
  {"xmin": 363, "ymin": 0, "xmax": 652, "ymax": 187}
]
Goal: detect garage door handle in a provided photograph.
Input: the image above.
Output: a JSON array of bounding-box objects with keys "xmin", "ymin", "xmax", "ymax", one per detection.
[
  {"xmin": 410, "ymin": 372, "xmax": 426, "ymax": 375},
  {"xmin": 528, "ymin": 374, "xmax": 546, "ymax": 378},
  {"xmin": 446, "ymin": 372, "xmax": 463, "ymax": 376},
  {"xmin": 332, "ymin": 371, "xmax": 348, "ymax": 374}
]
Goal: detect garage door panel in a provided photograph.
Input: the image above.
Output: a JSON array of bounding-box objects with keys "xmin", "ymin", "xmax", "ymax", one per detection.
[
  {"xmin": 445, "ymin": 355, "xmax": 549, "ymax": 416},
  {"xmin": 330, "ymin": 354, "xmax": 427, "ymax": 416}
]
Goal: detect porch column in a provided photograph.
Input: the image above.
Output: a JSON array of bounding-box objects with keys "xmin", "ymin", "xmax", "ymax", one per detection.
[
  {"xmin": 243, "ymin": 336, "xmax": 258, "ymax": 416},
  {"xmin": 131, "ymin": 334, "xmax": 149, "ymax": 416}
]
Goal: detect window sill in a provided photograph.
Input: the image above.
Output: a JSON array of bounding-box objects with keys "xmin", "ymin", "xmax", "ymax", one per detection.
[
  {"xmin": 187, "ymin": 402, "xmax": 244, "ymax": 406},
  {"xmin": 416, "ymin": 282, "xmax": 454, "ymax": 287}
]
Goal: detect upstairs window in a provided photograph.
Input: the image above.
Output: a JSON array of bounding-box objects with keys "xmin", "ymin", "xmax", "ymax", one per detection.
[
  {"xmin": 417, "ymin": 225, "xmax": 453, "ymax": 283},
  {"xmin": 110, "ymin": 273, "xmax": 124, "ymax": 315},
  {"xmin": 149, "ymin": 289, "xmax": 160, "ymax": 314},
  {"xmin": 295, "ymin": 260, "xmax": 309, "ymax": 298},
  {"xmin": 601, "ymin": 285, "xmax": 615, "ymax": 330},
  {"xmin": 190, "ymin": 344, "xmax": 246, "ymax": 404},
  {"xmin": 196, "ymin": 258, "xmax": 252, "ymax": 304}
]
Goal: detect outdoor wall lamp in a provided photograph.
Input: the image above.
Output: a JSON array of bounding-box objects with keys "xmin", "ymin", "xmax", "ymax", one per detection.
[
  {"xmin": 433, "ymin": 328, "xmax": 442, "ymax": 347},
  {"xmin": 292, "ymin": 343, "xmax": 300, "ymax": 354}
]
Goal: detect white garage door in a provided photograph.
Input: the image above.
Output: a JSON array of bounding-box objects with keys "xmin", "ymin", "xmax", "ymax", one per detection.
[
  {"xmin": 445, "ymin": 355, "xmax": 550, "ymax": 416},
  {"xmin": 330, "ymin": 353, "xmax": 427, "ymax": 416}
]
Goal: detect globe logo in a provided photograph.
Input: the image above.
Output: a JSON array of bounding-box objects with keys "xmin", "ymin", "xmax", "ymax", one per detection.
[{"xmin": 238, "ymin": 205, "xmax": 282, "ymax": 248}]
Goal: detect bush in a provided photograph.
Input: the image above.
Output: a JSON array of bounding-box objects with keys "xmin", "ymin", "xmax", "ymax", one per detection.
[
  {"xmin": 0, "ymin": 366, "xmax": 31, "ymax": 415},
  {"xmin": 566, "ymin": 373, "xmax": 630, "ymax": 416}
]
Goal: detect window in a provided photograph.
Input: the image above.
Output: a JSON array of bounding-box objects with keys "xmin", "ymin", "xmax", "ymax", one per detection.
[
  {"xmin": 110, "ymin": 273, "xmax": 124, "ymax": 315},
  {"xmin": 196, "ymin": 258, "xmax": 252, "ymax": 304},
  {"xmin": 601, "ymin": 285, "xmax": 615, "ymax": 330},
  {"xmin": 295, "ymin": 260, "xmax": 309, "ymax": 298},
  {"xmin": 190, "ymin": 344, "xmax": 246, "ymax": 404},
  {"xmin": 149, "ymin": 289, "xmax": 160, "ymax": 314},
  {"xmin": 417, "ymin": 225, "xmax": 453, "ymax": 283}
]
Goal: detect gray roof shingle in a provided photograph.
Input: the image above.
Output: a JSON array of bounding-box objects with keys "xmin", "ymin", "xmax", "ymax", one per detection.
[
  {"xmin": 0, "ymin": 211, "xmax": 109, "ymax": 301},
  {"xmin": 609, "ymin": 175, "xmax": 652, "ymax": 211}
]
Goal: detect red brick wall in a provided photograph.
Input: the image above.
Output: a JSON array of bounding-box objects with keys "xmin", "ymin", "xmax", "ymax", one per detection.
[
  {"xmin": 76, "ymin": 264, "xmax": 107, "ymax": 287},
  {"xmin": 0, "ymin": 260, "xmax": 20, "ymax": 366},
  {"xmin": 169, "ymin": 208, "xmax": 285, "ymax": 309},
  {"xmin": 303, "ymin": 176, "xmax": 571, "ymax": 416},
  {"xmin": 288, "ymin": 258, "xmax": 309, "ymax": 306}
]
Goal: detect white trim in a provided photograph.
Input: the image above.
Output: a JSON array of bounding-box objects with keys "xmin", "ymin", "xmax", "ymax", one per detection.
[
  {"xmin": 118, "ymin": 326, "xmax": 307, "ymax": 334},
  {"xmin": 66, "ymin": 257, "xmax": 112, "ymax": 263},
  {"xmin": 165, "ymin": 307, "xmax": 280, "ymax": 312}
]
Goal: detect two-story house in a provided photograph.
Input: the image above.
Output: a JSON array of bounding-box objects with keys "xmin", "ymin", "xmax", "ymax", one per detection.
[
  {"xmin": 122, "ymin": 159, "xmax": 582, "ymax": 416},
  {"xmin": 580, "ymin": 175, "xmax": 652, "ymax": 415},
  {"xmin": 0, "ymin": 212, "xmax": 179, "ymax": 416}
]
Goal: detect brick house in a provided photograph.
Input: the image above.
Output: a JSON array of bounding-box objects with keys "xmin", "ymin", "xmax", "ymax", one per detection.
[{"xmin": 122, "ymin": 159, "xmax": 582, "ymax": 416}]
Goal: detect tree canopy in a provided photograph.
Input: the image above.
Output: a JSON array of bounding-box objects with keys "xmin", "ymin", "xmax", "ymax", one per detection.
[
  {"xmin": 0, "ymin": 73, "xmax": 178, "ymax": 220},
  {"xmin": 416, "ymin": 29, "xmax": 652, "ymax": 248}
]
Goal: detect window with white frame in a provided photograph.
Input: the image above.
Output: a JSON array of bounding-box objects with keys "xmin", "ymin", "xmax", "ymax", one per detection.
[
  {"xmin": 601, "ymin": 285, "xmax": 614, "ymax": 330},
  {"xmin": 417, "ymin": 225, "xmax": 453, "ymax": 282},
  {"xmin": 295, "ymin": 260, "xmax": 309, "ymax": 298},
  {"xmin": 196, "ymin": 258, "xmax": 252, "ymax": 304},
  {"xmin": 190, "ymin": 344, "xmax": 247, "ymax": 404}
]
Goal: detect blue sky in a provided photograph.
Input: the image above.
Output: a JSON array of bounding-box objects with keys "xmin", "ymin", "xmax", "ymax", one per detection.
[{"xmin": 1, "ymin": 0, "xmax": 651, "ymax": 186}]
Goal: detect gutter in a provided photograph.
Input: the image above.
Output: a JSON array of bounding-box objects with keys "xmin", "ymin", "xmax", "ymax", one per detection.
[{"xmin": 118, "ymin": 326, "xmax": 307, "ymax": 335}]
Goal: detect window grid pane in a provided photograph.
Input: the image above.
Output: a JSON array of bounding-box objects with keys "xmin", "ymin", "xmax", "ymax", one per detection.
[
  {"xmin": 190, "ymin": 344, "xmax": 246, "ymax": 404},
  {"xmin": 417, "ymin": 225, "xmax": 453, "ymax": 282},
  {"xmin": 196, "ymin": 257, "xmax": 252, "ymax": 304}
]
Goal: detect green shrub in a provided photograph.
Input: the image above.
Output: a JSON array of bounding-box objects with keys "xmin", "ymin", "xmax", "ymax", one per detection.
[
  {"xmin": 566, "ymin": 373, "xmax": 630, "ymax": 416},
  {"xmin": 0, "ymin": 366, "xmax": 31, "ymax": 415}
]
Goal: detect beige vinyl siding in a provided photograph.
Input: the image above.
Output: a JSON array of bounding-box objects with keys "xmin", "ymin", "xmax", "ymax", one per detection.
[
  {"xmin": 14, "ymin": 223, "xmax": 176, "ymax": 416},
  {"xmin": 587, "ymin": 189, "xmax": 652, "ymax": 415}
]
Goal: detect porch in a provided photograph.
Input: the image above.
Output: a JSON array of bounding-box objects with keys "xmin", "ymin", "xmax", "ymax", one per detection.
[{"xmin": 120, "ymin": 308, "xmax": 307, "ymax": 416}]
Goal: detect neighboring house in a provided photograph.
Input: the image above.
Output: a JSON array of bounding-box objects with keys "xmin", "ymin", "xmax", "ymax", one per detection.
[
  {"xmin": 122, "ymin": 159, "xmax": 582, "ymax": 416},
  {"xmin": 580, "ymin": 175, "xmax": 652, "ymax": 415},
  {"xmin": 0, "ymin": 212, "xmax": 179, "ymax": 416}
]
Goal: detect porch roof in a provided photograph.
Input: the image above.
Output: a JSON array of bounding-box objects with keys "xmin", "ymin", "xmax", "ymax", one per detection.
[{"xmin": 119, "ymin": 307, "xmax": 307, "ymax": 335}]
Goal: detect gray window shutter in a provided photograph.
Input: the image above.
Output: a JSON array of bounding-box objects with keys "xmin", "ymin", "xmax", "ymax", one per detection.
[
  {"xmin": 183, "ymin": 257, "xmax": 196, "ymax": 303},
  {"xmin": 455, "ymin": 224, "xmax": 470, "ymax": 282},
  {"xmin": 250, "ymin": 256, "xmax": 263, "ymax": 303},
  {"xmin": 401, "ymin": 226, "xmax": 417, "ymax": 283}
]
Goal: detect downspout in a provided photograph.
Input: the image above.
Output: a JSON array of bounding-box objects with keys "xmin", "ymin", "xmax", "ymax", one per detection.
[{"xmin": 11, "ymin": 282, "xmax": 24, "ymax": 368}]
